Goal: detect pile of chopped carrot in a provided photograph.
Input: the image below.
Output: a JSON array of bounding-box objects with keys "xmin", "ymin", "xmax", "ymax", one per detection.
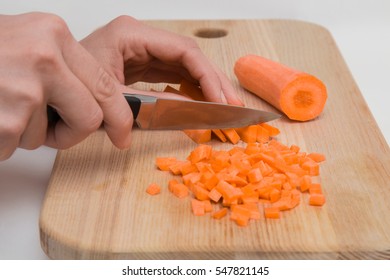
[{"xmin": 148, "ymin": 124, "xmax": 326, "ymax": 227}]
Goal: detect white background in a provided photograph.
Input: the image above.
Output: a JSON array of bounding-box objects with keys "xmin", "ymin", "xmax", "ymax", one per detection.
[{"xmin": 0, "ymin": 0, "xmax": 389, "ymax": 259}]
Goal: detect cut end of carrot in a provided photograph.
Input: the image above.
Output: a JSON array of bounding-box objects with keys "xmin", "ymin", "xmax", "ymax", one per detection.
[{"xmin": 280, "ymin": 74, "xmax": 327, "ymax": 121}]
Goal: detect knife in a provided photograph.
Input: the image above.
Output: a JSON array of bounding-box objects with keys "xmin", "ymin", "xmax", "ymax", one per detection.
[{"xmin": 47, "ymin": 93, "xmax": 280, "ymax": 130}]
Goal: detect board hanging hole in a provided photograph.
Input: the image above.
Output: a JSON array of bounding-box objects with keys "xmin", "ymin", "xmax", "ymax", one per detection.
[{"xmin": 194, "ymin": 28, "xmax": 228, "ymax": 38}]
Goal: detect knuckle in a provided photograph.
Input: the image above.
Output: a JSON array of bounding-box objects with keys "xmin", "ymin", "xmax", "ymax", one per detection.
[
  {"xmin": 0, "ymin": 119, "xmax": 24, "ymax": 143},
  {"xmin": 108, "ymin": 15, "xmax": 139, "ymax": 29},
  {"xmin": 32, "ymin": 44, "xmax": 60, "ymax": 73},
  {"xmin": 29, "ymin": 14, "xmax": 69, "ymax": 73},
  {"xmin": 39, "ymin": 13, "xmax": 69, "ymax": 37},
  {"xmin": 21, "ymin": 88, "xmax": 44, "ymax": 109},
  {"xmin": 94, "ymin": 67, "xmax": 117, "ymax": 102}
]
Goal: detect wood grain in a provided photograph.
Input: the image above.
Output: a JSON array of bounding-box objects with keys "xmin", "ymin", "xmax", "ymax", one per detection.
[{"xmin": 39, "ymin": 20, "xmax": 390, "ymax": 259}]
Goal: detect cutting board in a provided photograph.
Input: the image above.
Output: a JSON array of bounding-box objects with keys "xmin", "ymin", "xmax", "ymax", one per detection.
[{"xmin": 39, "ymin": 20, "xmax": 390, "ymax": 259}]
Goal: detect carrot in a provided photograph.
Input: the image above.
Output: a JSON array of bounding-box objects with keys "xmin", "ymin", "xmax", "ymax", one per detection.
[
  {"xmin": 188, "ymin": 144, "xmax": 212, "ymax": 164},
  {"xmin": 309, "ymin": 193, "xmax": 326, "ymax": 206},
  {"xmin": 191, "ymin": 199, "xmax": 206, "ymax": 216},
  {"xmin": 155, "ymin": 157, "xmax": 177, "ymax": 171},
  {"xmin": 146, "ymin": 183, "xmax": 161, "ymax": 195},
  {"xmin": 183, "ymin": 129, "xmax": 211, "ymax": 144},
  {"xmin": 235, "ymin": 125, "xmax": 258, "ymax": 143},
  {"xmin": 168, "ymin": 180, "xmax": 189, "ymax": 198},
  {"xmin": 221, "ymin": 128, "xmax": 240, "ymax": 144},
  {"xmin": 264, "ymin": 207, "xmax": 280, "ymax": 219},
  {"xmin": 212, "ymin": 207, "xmax": 228, "ymax": 219},
  {"xmin": 234, "ymin": 54, "xmax": 327, "ymax": 121},
  {"xmin": 260, "ymin": 123, "xmax": 280, "ymax": 137},
  {"xmin": 153, "ymin": 128, "xmax": 326, "ymax": 226},
  {"xmin": 212, "ymin": 129, "xmax": 227, "ymax": 142},
  {"xmin": 179, "ymin": 79, "xmax": 205, "ymax": 101}
]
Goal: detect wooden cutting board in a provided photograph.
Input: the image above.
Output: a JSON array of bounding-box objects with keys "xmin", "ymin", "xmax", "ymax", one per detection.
[{"xmin": 39, "ymin": 20, "xmax": 390, "ymax": 259}]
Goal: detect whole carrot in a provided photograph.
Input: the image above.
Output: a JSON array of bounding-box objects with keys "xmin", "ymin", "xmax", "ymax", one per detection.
[{"xmin": 234, "ymin": 54, "xmax": 327, "ymax": 121}]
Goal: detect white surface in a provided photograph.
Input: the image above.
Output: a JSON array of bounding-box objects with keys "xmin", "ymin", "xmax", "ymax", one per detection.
[{"xmin": 0, "ymin": 0, "xmax": 389, "ymax": 259}]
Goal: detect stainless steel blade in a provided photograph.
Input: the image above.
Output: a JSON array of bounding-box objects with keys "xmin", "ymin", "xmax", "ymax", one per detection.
[{"xmin": 127, "ymin": 94, "xmax": 280, "ymax": 130}]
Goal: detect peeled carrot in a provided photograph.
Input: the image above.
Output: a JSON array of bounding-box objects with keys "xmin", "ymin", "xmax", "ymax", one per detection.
[
  {"xmin": 212, "ymin": 207, "xmax": 228, "ymax": 219},
  {"xmin": 309, "ymin": 193, "xmax": 326, "ymax": 206},
  {"xmin": 191, "ymin": 199, "xmax": 206, "ymax": 216},
  {"xmin": 168, "ymin": 180, "xmax": 189, "ymax": 198},
  {"xmin": 183, "ymin": 129, "xmax": 211, "ymax": 144},
  {"xmin": 264, "ymin": 207, "xmax": 280, "ymax": 219},
  {"xmin": 179, "ymin": 79, "xmax": 205, "ymax": 101},
  {"xmin": 146, "ymin": 183, "xmax": 161, "ymax": 195},
  {"xmin": 234, "ymin": 54, "xmax": 327, "ymax": 121},
  {"xmin": 221, "ymin": 129, "xmax": 240, "ymax": 144}
]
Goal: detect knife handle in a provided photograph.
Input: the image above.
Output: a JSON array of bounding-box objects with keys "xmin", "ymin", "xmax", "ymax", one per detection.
[{"xmin": 47, "ymin": 94, "xmax": 142, "ymax": 124}]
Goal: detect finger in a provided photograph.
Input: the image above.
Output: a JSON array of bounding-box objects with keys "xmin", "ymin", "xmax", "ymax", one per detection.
[
  {"xmin": 0, "ymin": 118, "xmax": 19, "ymax": 161},
  {"xmin": 131, "ymin": 27, "xmax": 227, "ymax": 103},
  {"xmin": 44, "ymin": 61, "xmax": 104, "ymax": 149},
  {"xmin": 18, "ymin": 103, "xmax": 47, "ymax": 149},
  {"xmin": 211, "ymin": 63, "xmax": 244, "ymax": 106},
  {"xmin": 62, "ymin": 37, "xmax": 133, "ymax": 149},
  {"xmin": 124, "ymin": 87, "xmax": 192, "ymax": 101},
  {"xmin": 0, "ymin": 81, "xmax": 43, "ymax": 159}
]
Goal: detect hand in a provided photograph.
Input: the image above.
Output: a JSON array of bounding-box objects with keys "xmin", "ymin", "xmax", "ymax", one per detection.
[
  {"xmin": 0, "ymin": 12, "xmax": 133, "ymax": 160},
  {"xmin": 80, "ymin": 16, "xmax": 243, "ymax": 105}
]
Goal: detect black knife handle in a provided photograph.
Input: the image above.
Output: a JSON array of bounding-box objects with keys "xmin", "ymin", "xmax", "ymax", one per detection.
[{"xmin": 47, "ymin": 94, "xmax": 141, "ymax": 124}]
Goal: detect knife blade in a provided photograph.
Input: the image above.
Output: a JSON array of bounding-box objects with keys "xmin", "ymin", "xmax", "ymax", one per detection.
[
  {"xmin": 123, "ymin": 93, "xmax": 280, "ymax": 130},
  {"xmin": 47, "ymin": 93, "xmax": 280, "ymax": 129}
]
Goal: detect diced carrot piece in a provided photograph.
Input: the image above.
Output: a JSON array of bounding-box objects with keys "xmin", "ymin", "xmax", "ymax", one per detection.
[
  {"xmin": 241, "ymin": 203, "xmax": 261, "ymax": 220},
  {"xmin": 191, "ymin": 199, "xmax": 206, "ymax": 216},
  {"xmin": 230, "ymin": 205, "xmax": 251, "ymax": 226},
  {"xmin": 179, "ymin": 161, "xmax": 198, "ymax": 175},
  {"xmin": 309, "ymin": 183, "xmax": 323, "ymax": 194},
  {"xmin": 188, "ymin": 144, "xmax": 212, "ymax": 163},
  {"xmin": 183, "ymin": 129, "xmax": 211, "ymax": 144},
  {"xmin": 264, "ymin": 207, "xmax": 280, "ymax": 219},
  {"xmin": 192, "ymin": 183, "xmax": 210, "ymax": 201},
  {"xmin": 235, "ymin": 125, "xmax": 258, "ymax": 143},
  {"xmin": 256, "ymin": 125, "xmax": 270, "ymax": 143},
  {"xmin": 300, "ymin": 175, "xmax": 312, "ymax": 192},
  {"xmin": 168, "ymin": 181, "xmax": 189, "ymax": 198},
  {"xmin": 260, "ymin": 123, "xmax": 280, "ymax": 137},
  {"xmin": 146, "ymin": 183, "xmax": 161, "ymax": 195},
  {"xmin": 212, "ymin": 207, "xmax": 228, "ymax": 219},
  {"xmin": 179, "ymin": 79, "xmax": 206, "ymax": 101},
  {"xmin": 182, "ymin": 172, "xmax": 201, "ymax": 186},
  {"xmin": 203, "ymin": 200, "xmax": 213, "ymax": 212},
  {"xmin": 269, "ymin": 188, "xmax": 281, "ymax": 203},
  {"xmin": 221, "ymin": 128, "xmax": 240, "ymax": 144},
  {"xmin": 247, "ymin": 168, "xmax": 263, "ymax": 183},
  {"xmin": 155, "ymin": 157, "xmax": 177, "ymax": 171},
  {"xmin": 212, "ymin": 129, "xmax": 227, "ymax": 142},
  {"xmin": 307, "ymin": 153, "xmax": 326, "ymax": 163},
  {"xmin": 301, "ymin": 158, "xmax": 320, "ymax": 176},
  {"xmin": 208, "ymin": 188, "xmax": 222, "ymax": 202},
  {"xmin": 309, "ymin": 193, "xmax": 326, "ymax": 206}
]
